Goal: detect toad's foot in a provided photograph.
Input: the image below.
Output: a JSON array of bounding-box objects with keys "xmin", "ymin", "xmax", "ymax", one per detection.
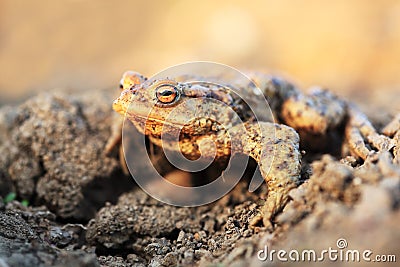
[
  {"xmin": 346, "ymin": 106, "xmax": 394, "ymax": 160},
  {"xmin": 383, "ymin": 113, "xmax": 400, "ymax": 164},
  {"xmin": 383, "ymin": 113, "xmax": 400, "ymax": 137},
  {"xmin": 230, "ymin": 122, "xmax": 301, "ymax": 230}
]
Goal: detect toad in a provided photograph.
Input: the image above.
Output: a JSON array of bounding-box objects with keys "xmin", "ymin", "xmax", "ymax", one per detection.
[{"xmin": 107, "ymin": 70, "xmax": 394, "ymax": 229}]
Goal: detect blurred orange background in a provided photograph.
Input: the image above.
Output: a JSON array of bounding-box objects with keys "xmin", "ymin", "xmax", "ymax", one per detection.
[{"xmin": 1, "ymin": 0, "xmax": 399, "ymax": 113}]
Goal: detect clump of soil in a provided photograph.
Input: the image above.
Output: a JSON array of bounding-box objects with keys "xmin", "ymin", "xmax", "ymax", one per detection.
[
  {"xmin": 0, "ymin": 92, "xmax": 133, "ymax": 220},
  {"xmin": 0, "ymin": 91, "xmax": 399, "ymax": 266}
]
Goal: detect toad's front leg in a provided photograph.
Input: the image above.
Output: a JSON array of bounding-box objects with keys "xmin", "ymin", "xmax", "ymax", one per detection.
[
  {"xmin": 230, "ymin": 122, "xmax": 302, "ymax": 229},
  {"xmin": 105, "ymin": 71, "xmax": 148, "ymax": 171}
]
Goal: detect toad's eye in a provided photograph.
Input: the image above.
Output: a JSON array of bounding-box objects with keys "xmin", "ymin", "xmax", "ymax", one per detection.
[{"xmin": 155, "ymin": 84, "xmax": 179, "ymax": 104}]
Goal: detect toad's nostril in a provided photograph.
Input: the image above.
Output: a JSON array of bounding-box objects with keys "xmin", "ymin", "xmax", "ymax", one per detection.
[{"xmin": 130, "ymin": 87, "xmax": 138, "ymax": 94}]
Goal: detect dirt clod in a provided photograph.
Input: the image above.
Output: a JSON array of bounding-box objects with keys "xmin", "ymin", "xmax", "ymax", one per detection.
[{"xmin": 0, "ymin": 92, "xmax": 133, "ymax": 220}]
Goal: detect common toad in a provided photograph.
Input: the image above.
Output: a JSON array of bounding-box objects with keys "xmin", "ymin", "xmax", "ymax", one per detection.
[{"xmin": 108, "ymin": 69, "xmax": 395, "ymax": 229}]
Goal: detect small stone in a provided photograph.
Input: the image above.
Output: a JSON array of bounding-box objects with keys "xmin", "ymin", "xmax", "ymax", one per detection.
[
  {"xmin": 203, "ymin": 220, "xmax": 215, "ymax": 233},
  {"xmin": 177, "ymin": 230, "xmax": 185, "ymax": 243},
  {"xmin": 127, "ymin": 253, "xmax": 139, "ymax": 262},
  {"xmin": 194, "ymin": 248, "xmax": 212, "ymax": 259},
  {"xmin": 198, "ymin": 230, "xmax": 207, "ymax": 239},
  {"xmin": 161, "ymin": 252, "xmax": 178, "ymax": 266},
  {"xmin": 194, "ymin": 232, "xmax": 200, "ymax": 240},
  {"xmin": 183, "ymin": 250, "xmax": 194, "ymax": 261}
]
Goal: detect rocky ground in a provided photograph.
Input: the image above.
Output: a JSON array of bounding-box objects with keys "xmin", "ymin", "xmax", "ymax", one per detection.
[{"xmin": 0, "ymin": 91, "xmax": 399, "ymax": 267}]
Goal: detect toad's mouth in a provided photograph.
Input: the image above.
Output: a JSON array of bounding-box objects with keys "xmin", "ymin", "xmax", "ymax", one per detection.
[
  {"xmin": 126, "ymin": 113, "xmax": 186, "ymax": 128},
  {"xmin": 113, "ymin": 101, "xmax": 184, "ymax": 128}
]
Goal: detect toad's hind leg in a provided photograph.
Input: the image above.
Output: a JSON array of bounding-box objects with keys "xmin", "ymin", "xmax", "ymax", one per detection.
[
  {"xmin": 346, "ymin": 106, "xmax": 394, "ymax": 160},
  {"xmin": 383, "ymin": 113, "xmax": 400, "ymax": 164},
  {"xmin": 230, "ymin": 122, "xmax": 302, "ymax": 229}
]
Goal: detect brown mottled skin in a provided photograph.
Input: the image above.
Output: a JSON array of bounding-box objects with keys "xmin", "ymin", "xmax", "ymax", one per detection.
[{"xmin": 108, "ymin": 71, "xmax": 395, "ymax": 229}]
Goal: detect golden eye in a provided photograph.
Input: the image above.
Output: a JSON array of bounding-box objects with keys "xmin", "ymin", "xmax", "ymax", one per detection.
[{"xmin": 155, "ymin": 84, "xmax": 179, "ymax": 104}]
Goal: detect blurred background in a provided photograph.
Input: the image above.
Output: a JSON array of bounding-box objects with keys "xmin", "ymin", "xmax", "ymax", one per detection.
[{"xmin": 1, "ymin": 0, "xmax": 399, "ymax": 114}]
